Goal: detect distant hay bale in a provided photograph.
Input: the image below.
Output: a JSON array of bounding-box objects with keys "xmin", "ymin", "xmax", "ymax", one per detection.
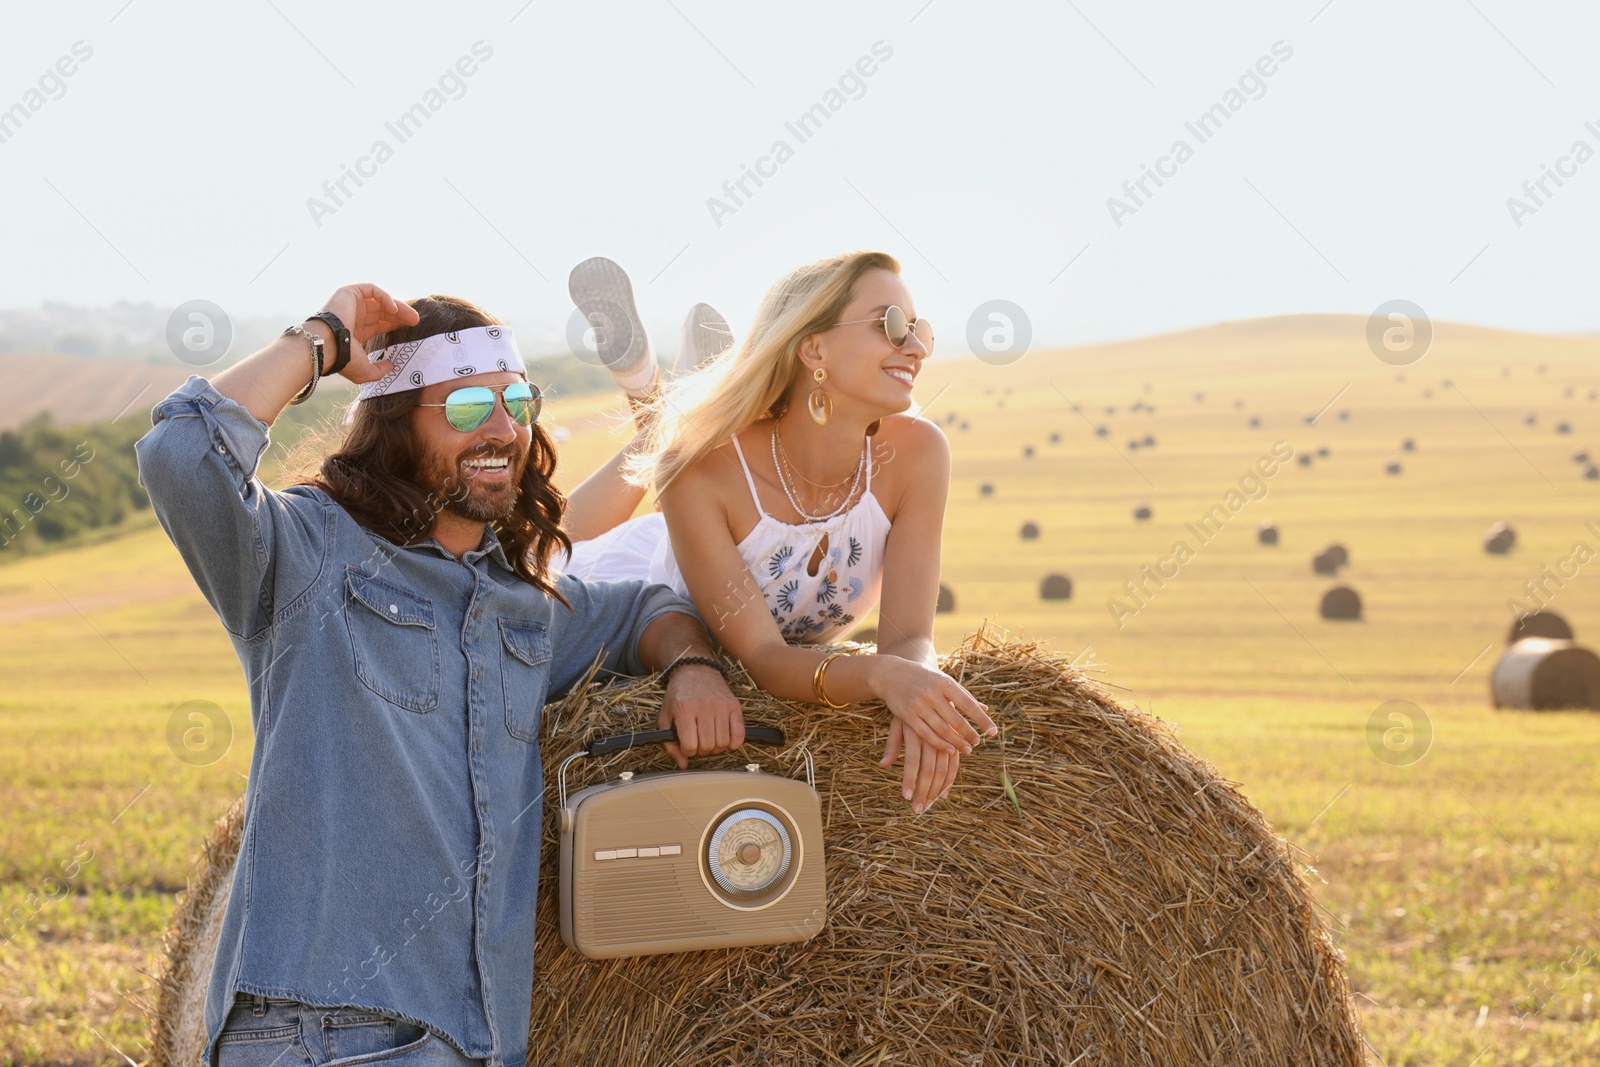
[
  {"xmin": 979, "ymin": 482, "xmax": 994, "ymax": 497},
  {"xmin": 1258, "ymin": 523, "xmax": 1280, "ymax": 546},
  {"xmin": 1039, "ymin": 573, "xmax": 1073, "ymax": 600},
  {"xmin": 1557, "ymin": 421, "xmax": 1573, "ymax": 434},
  {"xmin": 148, "ymin": 630, "xmax": 1368, "ymax": 1066},
  {"xmin": 1316, "ymin": 446, "xmax": 1329, "ymax": 458},
  {"xmin": 1491, "ymin": 638, "xmax": 1600, "ymax": 710},
  {"xmin": 1023, "ymin": 445, "xmax": 1035, "ymax": 458},
  {"xmin": 1319, "ymin": 586, "xmax": 1363, "ymax": 620},
  {"xmin": 1019, "ymin": 521, "xmax": 1040, "ymax": 541},
  {"xmin": 1565, "ymin": 386, "xmax": 1576, "ymax": 398},
  {"xmin": 1587, "ymin": 465, "xmax": 1599, "ymax": 481},
  {"xmin": 1142, "ymin": 434, "xmax": 1155, "ymax": 447},
  {"xmin": 959, "ymin": 421, "xmax": 970, "ymax": 431},
  {"xmin": 1384, "ymin": 459, "xmax": 1402, "ymax": 475},
  {"xmin": 1590, "ymin": 389, "xmax": 1598, "ymax": 401},
  {"xmin": 1524, "ymin": 413, "xmax": 1537, "ymax": 426},
  {"xmin": 1507, "ymin": 610, "xmax": 1573, "ymax": 644},
  {"xmin": 1128, "ymin": 439, "xmax": 1141, "ymax": 451},
  {"xmin": 1312, "ymin": 550, "xmax": 1342, "ymax": 577},
  {"xmin": 1193, "ymin": 391, "xmax": 1204, "ymax": 402},
  {"xmin": 936, "ymin": 584, "xmax": 956, "ymax": 613},
  {"xmin": 1422, "ymin": 389, "xmax": 1434, "ymax": 399},
  {"xmin": 1297, "ymin": 454, "xmax": 1312, "ymax": 467},
  {"xmin": 1234, "ymin": 398, "xmax": 1245, "ymax": 408},
  {"xmin": 1483, "ymin": 522, "xmax": 1517, "ymax": 555},
  {"xmin": 1337, "ymin": 410, "xmax": 1349, "ymax": 421},
  {"xmin": 1402, "ymin": 438, "xmax": 1416, "ymax": 452},
  {"xmin": 1132, "ymin": 504, "xmax": 1152, "ymax": 521},
  {"xmin": 1323, "ymin": 544, "xmax": 1349, "ymax": 568},
  {"xmin": 1095, "ymin": 425, "xmax": 1109, "ymax": 437},
  {"xmin": 1249, "ymin": 416, "xmax": 1261, "ymax": 429},
  {"xmin": 1048, "ymin": 432, "xmax": 1061, "ymax": 444},
  {"xmin": 1572, "ymin": 448, "xmax": 1589, "ymax": 464}
]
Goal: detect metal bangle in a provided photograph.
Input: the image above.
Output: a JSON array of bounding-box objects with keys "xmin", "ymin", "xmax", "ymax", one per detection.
[
  {"xmin": 813, "ymin": 650, "xmax": 850, "ymax": 709},
  {"xmin": 283, "ymin": 324, "xmax": 323, "ymax": 405}
]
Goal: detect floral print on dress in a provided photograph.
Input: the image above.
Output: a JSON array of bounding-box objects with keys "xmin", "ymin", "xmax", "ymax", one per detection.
[
  {"xmin": 767, "ymin": 545, "xmax": 793, "ymax": 579},
  {"xmin": 816, "ymin": 575, "xmax": 837, "ymax": 604},
  {"xmin": 775, "ymin": 579, "xmax": 800, "ymax": 613},
  {"xmin": 846, "ymin": 576, "xmax": 865, "ymax": 603},
  {"xmin": 847, "ymin": 536, "xmax": 863, "ymax": 567}
]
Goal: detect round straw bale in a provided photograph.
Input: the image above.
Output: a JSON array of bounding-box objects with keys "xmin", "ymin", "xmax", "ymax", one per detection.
[
  {"xmin": 1566, "ymin": 386, "xmax": 1576, "ymax": 398},
  {"xmin": 1524, "ymin": 413, "xmax": 1537, "ymax": 426},
  {"xmin": 149, "ymin": 630, "xmax": 1367, "ymax": 1067},
  {"xmin": 959, "ymin": 421, "xmax": 970, "ymax": 431},
  {"xmin": 979, "ymin": 482, "xmax": 994, "ymax": 497},
  {"xmin": 1258, "ymin": 523, "xmax": 1279, "ymax": 545},
  {"xmin": 1384, "ymin": 459, "xmax": 1402, "ymax": 475},
  {"xmin": 1316, "ymin": 445, "xmax": 1329, "ymax": 458},
  {"xmin": 1312, "ymin": 550, "xmax": 1341, "ymax": 576},
  {"xmin": 1320, "ymin": 586, "xmax": 1363, "ymax": 620},
  {"xmin": 1039, "ymin": 573, "xmax": 1073, "ymax": 600},
  {"xmin": 1142, "ymin": 434, "xmax": 1155, "ymax": 447},
  {"xmin": 1020, "ymin": 521, "xmax": 1040, "ymax": 540},
  {"xmin": 1587, "ymin": 465, "xmax": 1599, "ymax": 481},
  {"xmin": 1095, "ymin": 425, "xmax": 1109, "ymax": 437},
  {"xmin": 1491, "ymin": 638, "xmax": 1600, "ymax": 710},
  {"xmin": 1133, "ymin": 504, "xmax": 1152, "ymax": 521},
  {"xmin": 1507, "ymin": 610, "xmax": 1573, "ymax": 644},
  {"xmin": 1193, "ymin": 391, "xmax": 1204, "ymax": 402},
  {"xmin": 1297, "ymin": 454, "xmax": 1312, "ymax": 467},
  {"xmin": 1023, "ymin": 445, "xmax": 1034, "ymax": 458},
  {"xmin": 1402, "ymin": 438, "xmax": 1416, "ymax": 452},
  {"xmin": 1337, "ymin": 410, "xmax": 1349, "ymax": 421},
  {"xmin": 1483, "ymin": 522, "xmax": 1516, "ymax": 554},
  {"xmin": 1249, "ymin": 416, "xmax": 1261, "ymax": 428},
  {"xmin": 1128, "ymin": 439, "xmax": 1141, "ymax": 451},
  {"xmin": 1048, "ymin": 432, "xmax": 1061, "ymax": 444},
  {"xmin": 1573, "ymin": 448, "xmax": 1589, "ymax": 464},
  {"xmin": 1323, "ymin": 544, "xmax": 1349, "ymax": 568},
  {"xmin": 936, "ymin": 584, "xmax": 956, "ymax": 613},
  {"xmin": 1591, "ymin": 389, "xmax": 1598, "ymax": 401},
  {"xmin": 1557, "ymin": 421, "xmax": 1572, "ymax": 434}
]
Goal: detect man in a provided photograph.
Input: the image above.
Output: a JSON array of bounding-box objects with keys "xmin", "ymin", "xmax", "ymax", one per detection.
[{"xmin": 136, "ymin": 283, "xmax": 745, "ymax": 1067}]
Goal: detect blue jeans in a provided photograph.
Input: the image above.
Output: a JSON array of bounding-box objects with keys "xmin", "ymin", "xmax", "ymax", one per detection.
[{"xmin": 213, "ymin": 995, "xmax": 481, "ymax": 1067}]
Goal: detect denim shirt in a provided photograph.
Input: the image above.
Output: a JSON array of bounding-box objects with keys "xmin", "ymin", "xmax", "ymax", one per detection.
[{"xmin": 135, "ymin": 377, "xmax": 699, "ymax": 1067}]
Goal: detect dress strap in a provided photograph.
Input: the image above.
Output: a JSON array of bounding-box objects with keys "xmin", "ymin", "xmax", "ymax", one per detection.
[
  {"xmin": 729, "ymin": 435, "xmax": 768, "ymax": 519},
  {"xmin": 862, "ymin": 436, "xmax": 873, "ymax": 495}
]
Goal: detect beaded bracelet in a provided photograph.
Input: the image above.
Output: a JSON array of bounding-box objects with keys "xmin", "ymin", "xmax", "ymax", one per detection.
[{"xmin": 659, "ymin": 654, "xmax": 728, "ymax": 688}]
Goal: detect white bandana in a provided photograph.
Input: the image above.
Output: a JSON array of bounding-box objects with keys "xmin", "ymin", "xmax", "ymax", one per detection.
[{"xmin": 345, "ymin": 325, "xmax": 527, "ymax": 423}]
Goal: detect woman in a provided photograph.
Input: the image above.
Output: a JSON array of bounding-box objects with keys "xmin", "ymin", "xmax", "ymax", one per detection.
[{"xmin": 561, "ymin": 251, "xmax": 996, "ymax": 813}]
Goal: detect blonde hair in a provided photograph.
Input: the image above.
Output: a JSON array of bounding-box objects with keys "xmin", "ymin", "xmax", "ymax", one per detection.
[{"xmin": 624, "ymin": 250, "xmax": 902, "ymax": 491}]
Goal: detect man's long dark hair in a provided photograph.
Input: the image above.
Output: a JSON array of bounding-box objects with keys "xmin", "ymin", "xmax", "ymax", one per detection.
[{"xmin": 297, "ymin": 295, "xmax": 572, "ymax": 604}]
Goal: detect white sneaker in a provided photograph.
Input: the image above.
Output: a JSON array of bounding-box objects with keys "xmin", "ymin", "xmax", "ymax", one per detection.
[
  {"xmin": 673, "ymin": 302, "xmax": 734, "ymax": 377},
  {"xmin": 567, "ymin": 257, "xmax": 657, "ymax": 398}
]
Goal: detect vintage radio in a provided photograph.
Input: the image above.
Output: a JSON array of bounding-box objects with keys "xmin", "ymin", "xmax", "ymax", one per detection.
[{"xmin": 557, "ymin": 726, "xmax": 826, "ymax": 959}]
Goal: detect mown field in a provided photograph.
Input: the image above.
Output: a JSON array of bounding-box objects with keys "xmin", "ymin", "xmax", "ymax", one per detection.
[{"xmin": 3, "ymin": 313, "xmax": 1599, "ymax": 1065}]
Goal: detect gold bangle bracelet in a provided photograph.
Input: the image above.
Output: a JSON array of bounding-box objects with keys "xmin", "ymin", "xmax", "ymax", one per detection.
[{"xmin": 813, "ymin": 650, "xmax": 851, "ymax": 709}]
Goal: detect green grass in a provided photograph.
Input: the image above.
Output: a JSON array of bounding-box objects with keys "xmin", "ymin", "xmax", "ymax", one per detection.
[{"xmin": 5, "ymin": 316, "xmax": 1600, "ymax": 1064}]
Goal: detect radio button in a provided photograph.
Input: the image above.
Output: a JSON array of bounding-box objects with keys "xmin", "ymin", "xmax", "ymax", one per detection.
[
  {"xmin": 614, "ymin": 848, "xmax": 638, "ymax": 859},
  {"xmin": 660, "ymin": 844, "xmax": 682, "ymax": 856},
  {"xmin": 638, "ymin": 847, "xmax": 660, "ymax": 858},
  {"xmin": 594, "ymin": 850, "xmax": 616, "ymax": 861}
]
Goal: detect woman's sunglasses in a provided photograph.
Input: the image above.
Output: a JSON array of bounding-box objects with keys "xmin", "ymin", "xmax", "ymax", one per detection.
[
  {"xmin": 829, "ymin": 305, "xmax": 934, "ymax": 353},
  {"xmin": 416, "ymin": 382, "xmax": 542, "ymax": 432}
]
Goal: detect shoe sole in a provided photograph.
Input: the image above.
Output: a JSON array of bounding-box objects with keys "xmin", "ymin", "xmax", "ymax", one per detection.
[
  {"xmin": 674, "ymin": 302, "xmax": 733, "ymax": 376},
  {"xmin": 567, "ymin": 257, "xmax": 656, "ymax": 388}
]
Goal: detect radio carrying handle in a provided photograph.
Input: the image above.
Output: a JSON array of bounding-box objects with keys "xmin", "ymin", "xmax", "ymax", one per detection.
[
  {"xmin": 586, "ymin": 725, "xmax": 785, "ymax": 757},
  {"xmin": 558, "ymin": 726, "xmax": 813, "ymax": 811}
]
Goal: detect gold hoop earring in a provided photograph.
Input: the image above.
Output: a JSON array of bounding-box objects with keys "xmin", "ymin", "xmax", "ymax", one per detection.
[{"xmin": 807, "ymin": 366, "xmax": 832, "ymax": 426}]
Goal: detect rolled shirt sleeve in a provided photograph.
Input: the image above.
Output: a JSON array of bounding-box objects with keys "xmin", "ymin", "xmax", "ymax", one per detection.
[
  {"xmin": 133, "ymin": 375, "xmax": 327, "ymax": 641},
  {"xmin": 547, "ymin": 573, "xmax": 702, "ymax": 699}
]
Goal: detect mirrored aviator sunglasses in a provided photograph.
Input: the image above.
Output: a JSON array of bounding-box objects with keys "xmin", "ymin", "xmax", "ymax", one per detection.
[{"xmin": 417, "ymin": 382, "xmax": 542, "ymax": 431}]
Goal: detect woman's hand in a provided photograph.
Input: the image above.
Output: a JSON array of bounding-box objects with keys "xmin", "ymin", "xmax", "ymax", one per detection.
[
  {"xmin": 879, "ymin": 717, "xmax": 961, "ymax": 813},
  {"xmin": 867, "ymin": 655, "xmax": 996, "ymax": 810}
]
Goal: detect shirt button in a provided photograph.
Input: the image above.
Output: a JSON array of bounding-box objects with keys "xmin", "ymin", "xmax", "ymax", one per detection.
[{"xmin": 388, "ymin": 604, "xmax": 398, "ymax": 614}]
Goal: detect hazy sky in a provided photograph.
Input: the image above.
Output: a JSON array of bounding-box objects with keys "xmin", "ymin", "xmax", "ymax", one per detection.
[{"xmin": 4, "ymin": 0, "xmax": 1598, "ymax": 356}]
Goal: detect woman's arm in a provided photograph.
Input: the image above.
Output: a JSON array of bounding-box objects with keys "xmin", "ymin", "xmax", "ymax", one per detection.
[
  {"xmin": 661, "ymin": 431, "xmax": 994, "ymax": 812},
  {"xmin": 561, "ymin": 427, "xmax": 651, "ymax": 543}
]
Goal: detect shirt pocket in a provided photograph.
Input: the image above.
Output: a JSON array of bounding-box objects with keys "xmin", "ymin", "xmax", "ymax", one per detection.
[
  {"xmin": 498, "ymin": 618, "xmax": 551, "ymax": 743},
  {"xmin": 343, "ymin": 566, "xmax": 441, "ymax": 713}
]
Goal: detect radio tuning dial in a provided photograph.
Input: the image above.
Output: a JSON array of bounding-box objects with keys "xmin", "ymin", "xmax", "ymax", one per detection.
[{"xmin": 707, "ymin": 808, "xmax": 793, "ymax": 897}]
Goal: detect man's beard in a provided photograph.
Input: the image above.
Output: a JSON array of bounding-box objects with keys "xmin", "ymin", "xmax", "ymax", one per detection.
[{"xmin": 417, "ymin": 442, "xmax": 528, "ymax": 524}]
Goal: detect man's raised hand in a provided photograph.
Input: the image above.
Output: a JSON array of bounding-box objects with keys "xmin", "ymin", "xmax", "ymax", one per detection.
[{"xmin": 317, "ymin": 283, "xmax": 419, "ymax": 384}]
